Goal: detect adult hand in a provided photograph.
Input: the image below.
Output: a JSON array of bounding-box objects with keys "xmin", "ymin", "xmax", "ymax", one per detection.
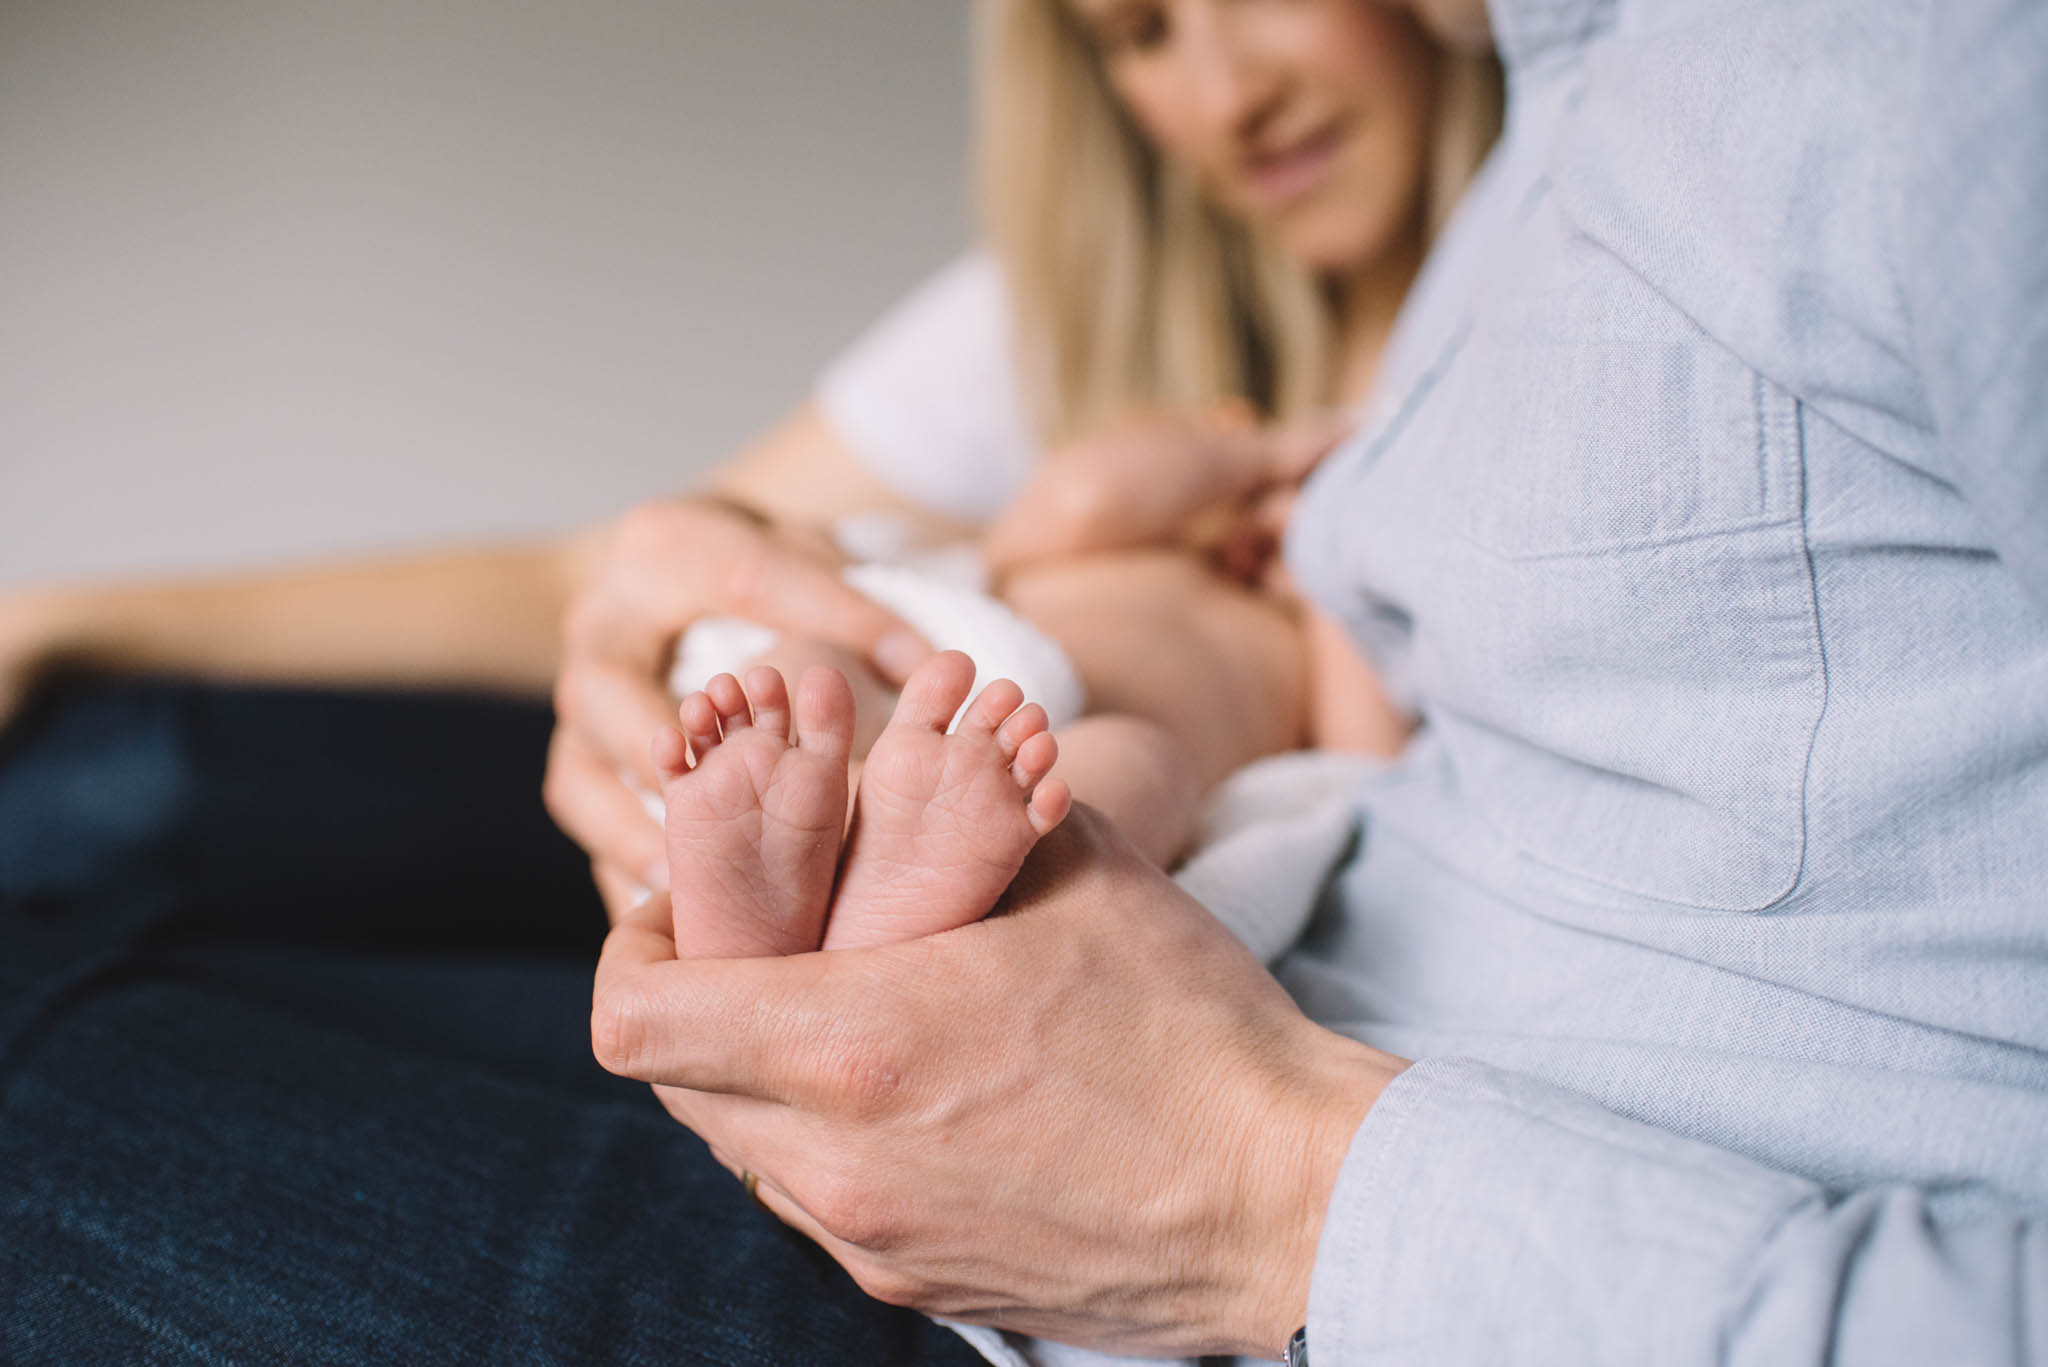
[
  {"xmin": 592, "ymin": 806, "xmax": 1406, "ymax": 1357},
  {"xmin": 982, "ymin": 407, "xmax": 1354, "ymax": 577},
  {"xmin": 545, "ymin": 496, "xmax": 930, "ymax": 918}
]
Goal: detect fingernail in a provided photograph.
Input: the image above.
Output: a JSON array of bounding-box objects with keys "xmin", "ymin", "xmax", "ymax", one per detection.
[
  {"xmin": 642, "ymin": 860, "xmax": 670, "ymax": 892},
  {"xmin": 874, "ymin": 628, "xmax": 931, "ymax": 684}
]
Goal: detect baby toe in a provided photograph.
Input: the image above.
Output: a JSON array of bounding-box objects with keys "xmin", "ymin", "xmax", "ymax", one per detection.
[
  {"xmin": 678, "ymin": 691, "xmax": 724, "ymax": 759},
  {"xmin": 1025, "ymin": 776, "xmax": 1072, "ymax": 838},
  {"xmin": 793, "ymin": 666, "xmax": 857, "ymax": 764},
  {"xmin": 890, "ymin": 650, "xmax": 977, "ymax": 733},
  {"xmin": 743, "ymin": 666, "xmax": 792, "ymax": 741},
  {"xmin": 651, "ymin": 725, "xmax": 694, "ymax": 782},
  {"xmin": 706, "ymin": 673, "xmax": 752, "ymax": 732},
  {"xmin": 1011, "ymin": 728, "xmax": 1059, "ymax": 791},
  {"xmin": 959, "ymin": 678, "xmax": 1025, "ymax": 736},
  {"xmin": 995, "ymin": 702, "xmax": 1049, "ymax": 763}
]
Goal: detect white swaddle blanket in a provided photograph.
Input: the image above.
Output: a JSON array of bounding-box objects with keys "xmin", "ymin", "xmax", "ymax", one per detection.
[
  {"xmin": 670, "ymin": 560, "xmax": 1086, "ymax": 737},
  {"xmin": 639, "ymin": 521, "xmax": 1085, "ymax": 825}
]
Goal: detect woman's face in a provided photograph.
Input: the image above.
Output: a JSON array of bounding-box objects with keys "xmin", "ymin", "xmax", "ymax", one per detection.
[{"xmin": 1070, "ymin": 0, "xmax": 1439, "ymax": 275}]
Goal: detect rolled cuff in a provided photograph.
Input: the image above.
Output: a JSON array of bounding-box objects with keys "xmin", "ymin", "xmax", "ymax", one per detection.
[{"xmin": 1307, "ymin": 1056, "xmax": 1814, "ymax": 1365}]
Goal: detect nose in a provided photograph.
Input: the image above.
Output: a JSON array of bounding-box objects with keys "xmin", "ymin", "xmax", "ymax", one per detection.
[{"xmin": 1180, "ymin": 5, "xmax": 1285, "ymax": 140}]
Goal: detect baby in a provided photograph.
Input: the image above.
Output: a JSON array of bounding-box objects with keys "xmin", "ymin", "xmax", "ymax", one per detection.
[{"xmin": 655, "ymin": 408, "xmax": 1410, "ymax": 956}]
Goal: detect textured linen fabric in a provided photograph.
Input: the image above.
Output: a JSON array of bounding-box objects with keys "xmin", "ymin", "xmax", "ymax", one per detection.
[
  {"xmin": 815, "ymin": 251, "xmax": 1039, "ymax": 524},
  {"xmin": 1282, "ymin": 0, "xmax": 2048, "ymax": 1361}
]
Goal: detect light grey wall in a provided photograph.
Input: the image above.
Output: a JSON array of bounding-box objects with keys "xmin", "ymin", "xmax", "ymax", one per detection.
[{"xmin": 0, "ymin": 0, "xmax": 972, "ymax": 583}]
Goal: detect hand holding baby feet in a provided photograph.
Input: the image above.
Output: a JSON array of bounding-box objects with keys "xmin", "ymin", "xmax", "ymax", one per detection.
[
  {"xmin": 655, "ymin": 665, "xmax": 856, "ymax": 957},
  {"xmin": 825, "ymin": 650, "xmax": 1070, "ymax": 950}
]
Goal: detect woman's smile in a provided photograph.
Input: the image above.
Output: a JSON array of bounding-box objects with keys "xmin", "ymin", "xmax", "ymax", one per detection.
[{"xmin": 1241, "ymin": 115, "xmax": 1352, "ymax": 208}]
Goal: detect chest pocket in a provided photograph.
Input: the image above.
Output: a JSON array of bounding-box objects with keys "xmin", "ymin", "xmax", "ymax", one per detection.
[{"xmin": 1411, "ymin": 189, "xmax": 1824, "ymax": 912}]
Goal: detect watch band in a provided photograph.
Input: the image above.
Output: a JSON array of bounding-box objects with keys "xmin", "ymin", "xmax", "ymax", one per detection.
[{"xmin": 1284, "ymin": 1326, "xmax": 1310, "ymax": 1366}]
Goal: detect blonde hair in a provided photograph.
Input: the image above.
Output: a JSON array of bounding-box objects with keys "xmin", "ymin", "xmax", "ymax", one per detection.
[{"xmin": 976, "ymin": 0, "xmax": 1501, "ymax": 445}]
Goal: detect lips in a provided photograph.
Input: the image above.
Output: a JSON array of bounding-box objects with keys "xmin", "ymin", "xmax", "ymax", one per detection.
[{"xmin": 1243, "ymin": 118, "xmax": 1350, "ymax": 206}]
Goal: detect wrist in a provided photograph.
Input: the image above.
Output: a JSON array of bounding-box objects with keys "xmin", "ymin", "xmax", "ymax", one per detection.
[{"xmin": 1234, "ymin": 1026, "xmax": 1406, "ymax": 1357}]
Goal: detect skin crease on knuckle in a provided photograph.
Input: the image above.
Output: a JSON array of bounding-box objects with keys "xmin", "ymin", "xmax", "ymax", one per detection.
[
  {"xmin": 797, "ymin": 979, "xmax": 917, "ymax": 1124},
  {"xmin": 803, "ymin": 1161, "xmax": 914, "ymax": 1256}
]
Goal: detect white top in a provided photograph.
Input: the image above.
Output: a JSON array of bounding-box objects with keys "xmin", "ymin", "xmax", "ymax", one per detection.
[{"xmin": 814, "ymin": 251, "xmax": 1039, "ymax": 524}]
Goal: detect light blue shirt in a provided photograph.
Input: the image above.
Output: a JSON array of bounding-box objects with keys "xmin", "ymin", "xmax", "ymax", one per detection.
[{"xmin": 1284, "ymin": 0, "xmax": 2048, "ymax": 1360}]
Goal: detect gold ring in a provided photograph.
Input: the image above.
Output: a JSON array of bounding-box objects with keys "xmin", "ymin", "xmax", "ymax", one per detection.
[{"xmin": 740, "ymin": 1168, "xmax": 760, "ymax": 1203}]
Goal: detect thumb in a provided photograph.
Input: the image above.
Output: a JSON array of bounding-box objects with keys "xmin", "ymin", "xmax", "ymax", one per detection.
[{"xmin": 591, "ymin": 901, "xmax": 901, "ymax": 1103}]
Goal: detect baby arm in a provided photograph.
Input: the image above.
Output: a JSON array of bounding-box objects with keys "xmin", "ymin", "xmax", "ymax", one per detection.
[
  {"xmin": 981, "ymin": 409, "xmax": 1350, "ymax": 575},
  {"xmin": 1301, "ymin": 602, "xmax": 1415, "ymax": 757}
]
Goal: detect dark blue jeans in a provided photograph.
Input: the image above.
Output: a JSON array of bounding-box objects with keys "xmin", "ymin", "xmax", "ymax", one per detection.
[{"xmin": 0, "ymin": 680, "xmax": 985, "ymax": 1366}]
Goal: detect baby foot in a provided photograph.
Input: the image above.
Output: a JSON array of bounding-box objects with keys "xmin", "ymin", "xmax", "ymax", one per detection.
[
  {"xmin": 824, "ymin": 651, "xmax": 1069, "ymax": 950},
  {"xmin": 655, "ymin": 665, "xmax": 855, "ymax": 958}
]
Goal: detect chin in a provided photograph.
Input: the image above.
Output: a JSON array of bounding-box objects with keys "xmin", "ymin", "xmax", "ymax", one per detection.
[{"xmin": 1276, "ymin": 205, "xmax": 1403, "ymax": 277}]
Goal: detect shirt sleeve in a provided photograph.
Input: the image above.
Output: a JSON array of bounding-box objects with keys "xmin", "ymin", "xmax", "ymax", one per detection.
[
  {"xmin": 1308, "ymin": 1057, "xmax": 2048, "ymax": 1365},
  {"xmin": 814, "ymin": 251, "xmax": 1040, "ymax": 526},
  {"xmin": 1905, "ymin": 0, "xmax": 2048, "ymax": 610}
]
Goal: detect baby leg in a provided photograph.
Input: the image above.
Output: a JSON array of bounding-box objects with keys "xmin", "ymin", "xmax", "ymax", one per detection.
[{"xmin": 1044, "ymin": 714, "xmax": 1202, "ymax": 868}]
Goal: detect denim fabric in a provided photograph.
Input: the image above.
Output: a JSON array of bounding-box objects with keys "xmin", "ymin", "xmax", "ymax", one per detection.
[
  {"xmin": 0, "ymin": 682, "xmax": 985, "ymax": 1366},
  {"xmin": 1284, "ymin": 0, "xmax": 2048, "ymax": 1361},
  {"xmin": 0, "ymin": 678, "xmax": 610, "ymax": 949}
]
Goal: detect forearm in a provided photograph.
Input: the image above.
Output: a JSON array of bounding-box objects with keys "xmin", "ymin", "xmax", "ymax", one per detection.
[
  {"xmin": 7, "ymin": 535, "xmax": 590, "ymax": 696},
  {"xmin": 703, "ymin": 403, "xmax": 971, "ymax": 541},
  {"xmin": 0, "ymin": 403, "xmax": 908, "ymax": 707},
  {"xmin": 1003, "ymin": 549, "xmax": 1308, "ymax": 790}
]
